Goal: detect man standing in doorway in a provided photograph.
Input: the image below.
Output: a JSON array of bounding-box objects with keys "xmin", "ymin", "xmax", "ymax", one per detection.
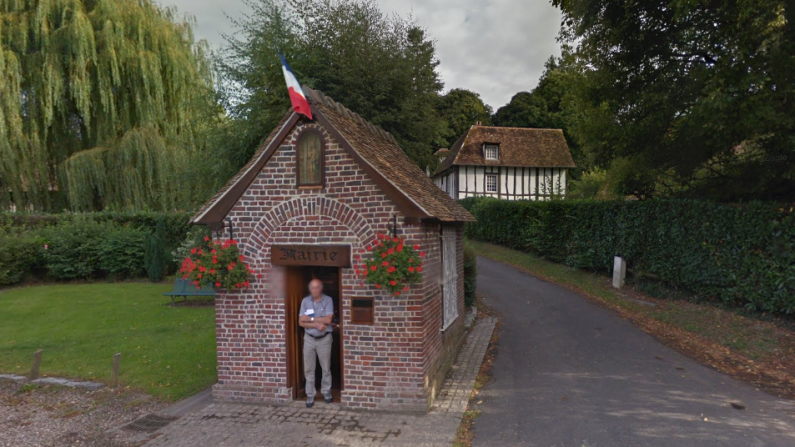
[{"xmin": 298, "ymin": 279, "xmax": 334, "ymax": 407}]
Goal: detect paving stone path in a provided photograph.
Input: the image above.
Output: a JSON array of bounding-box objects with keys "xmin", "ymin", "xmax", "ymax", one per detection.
[{"xmin": 144, "ymin": 317, "xmax": 497, "ymax": 447}]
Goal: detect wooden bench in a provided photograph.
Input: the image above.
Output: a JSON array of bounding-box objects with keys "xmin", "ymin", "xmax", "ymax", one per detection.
[{"xmin": 163, "ymin": 278, "xmax": 216, "ymax": 305}]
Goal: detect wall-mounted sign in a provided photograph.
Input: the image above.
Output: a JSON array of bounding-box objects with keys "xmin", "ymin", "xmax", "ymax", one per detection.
[{"xmin": 270, "ymin": 245, "xmax": 351, "ymax": 267}]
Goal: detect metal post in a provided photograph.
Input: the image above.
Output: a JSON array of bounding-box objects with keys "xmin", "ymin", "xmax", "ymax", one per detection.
[{"xmin": 226, "ymin": 218, "xmax": 234, "ymax": 241}]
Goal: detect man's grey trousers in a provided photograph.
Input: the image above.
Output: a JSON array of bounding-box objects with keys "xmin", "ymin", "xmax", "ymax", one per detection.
[{"xmin": 303, "ymin": 333, "xmax": 332, "ymax": 401}]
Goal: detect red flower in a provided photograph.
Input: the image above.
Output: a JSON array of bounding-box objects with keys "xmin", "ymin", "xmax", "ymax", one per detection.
[
  {"xmin": 388, "ymin": 266, "xmax": 396, "ymax": 273},
  {"xmin": 230, "ymin": 240, "xmax": 238, "ymax": 245},
  {"xmin": 243, "ymin": 281, "xmax": 250, "ymax": 288},
  {"xmin": 394, "ymin": 291, "xmax": 400, "ymax": 296},
  {"xmin": 397, "ymin": 244, "xmax": 403, "ymax": 252},
  {"xmin": 408, "ymin": 266, "xmax": 415, "ymax": 272},
  {"xmin": 360, "ymin": 282, "xmax": 364, "ymax": 287},
  {"xmin": 209, "ymin": 269, "xmax": 216, "ymax": 274},
  {"xmin": 211, "ymin": 249, "xmax": 216, "ymax": 254},
  {"xmin": 413, "ymin": 244, "xmax": 419, "ymax": 250},
  {"xmin": 382, "ymin": 261, "xmax": 389, "ymax": 266},
  {"xmin": 257, "ymin": 273, "xmax": 262, "ymax": 279},
  {"xmin": 239, "ymin": 255, "xmax": 245, "ymax": 261},
  {"xmin": 376, "ymin": 284, "xmax": 381, "ymax": 289},
  {"xmin": 228, "ymin": 264, "xmax": 234, "ymax": 271},
  {"xmin": 417, "ymin": 266, "xmax": 423, "ymax": 272},
  {"xmin": 212, "ymin": 257, "xmax": 218, "ymax": 264},
  {"xmin": 191, "ymin": 248, "xmax": 197, "ymax": 255},
  {"xmin": 403, "ymin": 286, "xmax": 408, "ymax": 291},
  {"xmin": 370, "ymin": 265, "xmax": 377, "ymax": 272},
  {"xmin": 390, "ymin": 280, "xmax": 397, "ymax": 286},
  {"xmin": 387, "ymin": 248, "xmax": 394, "ymax": 255},
  {"xmin": 197, "ymin": 274, "xmax": 202, "ymax": 279},
  {"xmin": 235, "ymin": 283, "xmax": 241, "ymax": 288},
  {"xmin": 382, "ymin": 252, "xmax": 387, "ymax": 259},
  {"xmin": 419, "ymin": 251, "xmax": 425, "ymax": 258},
  {"xmin": 204, "ymin": 236, "xmax": 210, "ymax": 242},
  {"xmin": 215, "ymin": 282, "xmax": 221, "ymax": 287}
]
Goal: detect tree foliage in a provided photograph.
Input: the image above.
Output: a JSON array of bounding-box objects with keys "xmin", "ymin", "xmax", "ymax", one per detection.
[
  {"xmin": 0, "ymin": 0, "xmax": 219, "ymax": 211},
  {"xmin": 493, "ymin": 56, "xmax": 583, "ymax": 170},
  {"xmin": 219, "ymin": 0, "xmax": 445, "ymax": 170},
  {"xmin": 554, "ymin": 0, "xmax": 795, "ymax": 200},
  {"xmin": 436, "ymin": 88, "xmax": 492, "ymax": 149}
]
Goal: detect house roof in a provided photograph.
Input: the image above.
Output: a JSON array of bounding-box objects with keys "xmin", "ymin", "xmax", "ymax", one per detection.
[
  {"xmin": 191, "ymin": 88, "xmax": 474, "ymax": 225},
  {"xmin": 435, "ymin": 125, "xmax": 576, "ymax": 174}
]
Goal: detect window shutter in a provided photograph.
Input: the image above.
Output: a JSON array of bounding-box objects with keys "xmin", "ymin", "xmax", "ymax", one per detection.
[{"xmin": 441, "ymin": 226, "xmax": 458, "ymax": 329}]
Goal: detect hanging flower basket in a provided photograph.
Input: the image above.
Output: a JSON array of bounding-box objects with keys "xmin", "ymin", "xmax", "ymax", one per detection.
[
  {"xmin": 356, "ymin": 234, "xmax": 424, "ymax": 296},
  {"xmin": 180, "ymin": 237, "xmax": 261, "ymax": 290}
]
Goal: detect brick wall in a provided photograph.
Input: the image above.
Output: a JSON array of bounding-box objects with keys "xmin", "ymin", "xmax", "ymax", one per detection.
[
  {"xmin": 419, "ymin": 224, "xmax": 467, "ymax": 408},
  {"xmin": 212, "ymin": 120, "xmax": 465, "ymax": 411}
]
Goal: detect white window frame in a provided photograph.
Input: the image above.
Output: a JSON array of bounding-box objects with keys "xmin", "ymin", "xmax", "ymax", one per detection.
[
  {"xmin": 485, "ymin": 174, "xmax": 498, "ymax": 193},
  {"xmin": 441, "ymin": 226, "xmax": 459, "ymax": 330},
  {"xmin": 484, "ymin": 144, "xmax": 499, "ymax": 160}
]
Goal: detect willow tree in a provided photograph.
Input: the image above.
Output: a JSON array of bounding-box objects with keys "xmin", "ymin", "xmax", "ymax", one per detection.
[{"xmin": 0, "ymin": 0, "xmax": 218, "ymax": 211}]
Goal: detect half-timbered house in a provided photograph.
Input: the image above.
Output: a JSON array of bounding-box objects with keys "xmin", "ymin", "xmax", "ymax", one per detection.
[{"xmin": 433, "ymin": 125, "xmax": 576, "ymax": 200}]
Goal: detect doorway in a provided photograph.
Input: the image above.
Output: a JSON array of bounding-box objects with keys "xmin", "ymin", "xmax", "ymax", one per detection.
[{"xmin": 286, "ymin": 266, "xmax": 343, "ymax": 401}]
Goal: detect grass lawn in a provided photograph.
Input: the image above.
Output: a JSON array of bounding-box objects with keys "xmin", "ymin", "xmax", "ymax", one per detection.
[
  {"xmin": 0, "ymin": 282, "xmax": 216, "ymax": 401},
  {"xmin": 468, "ymin": 239, "xmax": 795, "ymax": 398}
]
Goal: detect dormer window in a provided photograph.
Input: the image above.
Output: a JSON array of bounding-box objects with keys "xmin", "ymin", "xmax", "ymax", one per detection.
[{"xmin": 484, "ymin": 144, "xmax": 499, "ymax": 160}]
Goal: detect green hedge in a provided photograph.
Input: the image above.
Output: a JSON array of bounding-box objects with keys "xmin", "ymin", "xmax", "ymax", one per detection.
[
  {"xmin": 41, "ymin": 220, "xmax": 150, "ymax": 280},
  {"xmin": 0, "ymin": 211, "xmax": 193, "ymax": 248},
  {"xmin": 0, "ymin": 234, "xmax": 46, "ymax": 285},
  {"xmin": 461, "ymin": 198, "xmax": 795, "ymax": 315},
  {"xmin": 0, "ymin": 212, "xmax": 197, "ymax": 285}
]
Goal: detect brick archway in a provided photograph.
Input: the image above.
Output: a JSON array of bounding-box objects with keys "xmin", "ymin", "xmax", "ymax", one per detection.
[{"xmin": 245, "ymin": 196, "xmax": 378, "ymax": 264}]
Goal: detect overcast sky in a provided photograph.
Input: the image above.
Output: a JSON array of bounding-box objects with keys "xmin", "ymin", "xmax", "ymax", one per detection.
[{"xmin": 161, "ymin": 0, "xmax": 563, "ymax": 110}]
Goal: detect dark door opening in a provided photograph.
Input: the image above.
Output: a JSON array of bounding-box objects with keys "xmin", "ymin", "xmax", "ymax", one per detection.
[{"xmin": 286, "ymin": 266, "xmax": 343, "ymax": 401}]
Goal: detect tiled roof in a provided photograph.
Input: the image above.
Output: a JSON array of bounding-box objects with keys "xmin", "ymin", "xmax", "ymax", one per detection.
[
  {"xmin": 307, "ymin": 88, "xmax": 474, "ymax": 222},
  {"xmin": 436, "ymin": 125, "xmax": 576, "ymax": 174},
  {"xmin": 192, "ymin": 89, "xmax": 474, "ymax": 224}
]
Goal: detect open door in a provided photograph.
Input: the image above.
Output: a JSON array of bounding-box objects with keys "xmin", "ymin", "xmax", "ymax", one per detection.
[{"xmin": 285, "ymin": 266, "xmax": 342, "ymax": 401}]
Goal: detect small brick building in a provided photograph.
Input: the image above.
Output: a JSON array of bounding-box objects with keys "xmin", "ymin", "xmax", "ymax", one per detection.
[{"xmin": 192, "ymin": 89, "xmax": 474, "ymax": 411}]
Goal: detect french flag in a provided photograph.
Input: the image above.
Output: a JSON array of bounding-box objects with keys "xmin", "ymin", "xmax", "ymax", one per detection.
[{"xmin": 279, "ymin": 54, "xmax": 313, "ymax": 120}]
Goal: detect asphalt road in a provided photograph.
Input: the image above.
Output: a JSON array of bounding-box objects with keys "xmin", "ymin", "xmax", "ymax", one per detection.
[{"xmin": 472, "ymin": 257, "xmax": 795, "ymax": 447}]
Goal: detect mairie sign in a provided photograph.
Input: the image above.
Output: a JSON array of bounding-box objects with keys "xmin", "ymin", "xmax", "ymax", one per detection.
[{"xmin": 270, "ymin": 245, "xmax": 351, "ymax": 267}]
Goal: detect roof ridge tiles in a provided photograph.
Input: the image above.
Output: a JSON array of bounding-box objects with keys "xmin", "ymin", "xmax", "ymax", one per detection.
[{"xmin": 307, "ymin": 87, "xmax": 400, "ymax": 146}]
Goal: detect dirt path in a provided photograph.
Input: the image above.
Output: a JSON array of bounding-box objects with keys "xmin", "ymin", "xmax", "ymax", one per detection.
[{"xmin": 0, "ymin": 379, "xmax": 163, "ymax": 447}]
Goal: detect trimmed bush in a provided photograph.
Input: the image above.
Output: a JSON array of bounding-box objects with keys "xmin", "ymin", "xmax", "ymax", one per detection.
[
  {"xmin": 145, "ymin": 218, "xmax": 168, "ymax": 281},
  {"xmin": 99, "ymin": 226, "xmax": 149, "ymax": 279},
  {"xmin": 0, "ymin": 211, "xmax": 193, "ymax": 248},
  {"xmin": 461, "ymin": 198, "xmax": 795, "ymax": 315},
  {"xmin": 42, "ymin": 220, "xmax": 108, "ymax": 280},
  {"xmin": 463, "ymin": 246, "xmax": 477, "ymax": 307},
  {"xmin": 0, "ymin": 234, "xmax": 46, "ymax": 285},
  {"xmin": 42, "ymin": 220, "xmax": 150, "ymax": 280}
]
